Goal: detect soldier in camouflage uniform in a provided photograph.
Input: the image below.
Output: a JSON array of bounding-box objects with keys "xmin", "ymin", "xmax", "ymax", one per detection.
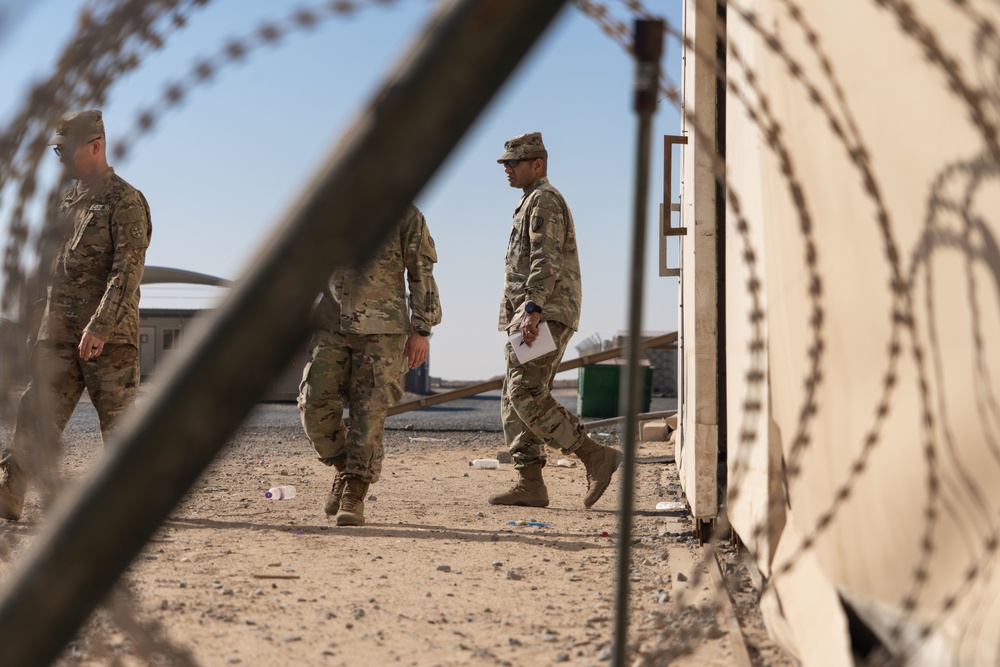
[
  {"xmin": 299, "ymin": 204, "xmax": 441, "ymax": 526},
  {"xmin": 489, "ymin": 132, "xmax": 622, "ymax": 509},
  {"xmin": 0, "ymin": 110, "xmax": 152, "ymax": 521}
]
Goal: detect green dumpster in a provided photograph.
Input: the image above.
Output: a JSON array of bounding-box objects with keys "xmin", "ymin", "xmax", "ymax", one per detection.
[{"xmin": 577, "ymin": 361, "xmax": 653, "ymax": 418}]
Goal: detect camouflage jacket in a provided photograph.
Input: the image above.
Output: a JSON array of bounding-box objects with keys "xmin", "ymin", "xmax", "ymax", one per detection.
[
  {"xmin": 37, "ymin": 168, "xmax": 151, "ymax": 346},
  {"xmin": 314, "ymin": 204, "xmax": 441, "ymax": 335},
  {"xmin": 498, "ymin": 177, "xmax": 581, "ymax": 332}
]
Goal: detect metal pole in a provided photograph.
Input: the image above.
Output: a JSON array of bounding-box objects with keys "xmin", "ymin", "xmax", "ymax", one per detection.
[
  {"xmin": 388, "ymin": 332, "xmax": 677, "ymax": 416},
  {"xmin": 612, "ymin": 18, "xmax": 664, "ymax": 667},
  {"xmin": 0, "ymin": 1, "xmax": 568, "ymax": 664}
]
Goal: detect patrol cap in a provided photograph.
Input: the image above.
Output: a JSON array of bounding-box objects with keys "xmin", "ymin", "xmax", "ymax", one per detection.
[
  {"xmin": 497, "ymin": 132, "xmax": 547, "ymax": 163},
  {"xmin": 47, "ymin": 110, "xmax": 105, "ymax": 146}
]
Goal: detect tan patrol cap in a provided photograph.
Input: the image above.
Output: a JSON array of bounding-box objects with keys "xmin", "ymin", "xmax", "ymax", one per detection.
[
  {"xmin": 47, "ymin": 110, "xmax": 105, "ymax": 146},
  {"xmin": 497, "ymin": 132, "xmax": 547, "ymax": 163}
]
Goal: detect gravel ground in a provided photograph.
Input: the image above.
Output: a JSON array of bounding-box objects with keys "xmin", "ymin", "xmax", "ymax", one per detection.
[{"xmin": 0, "ymin": 393, "xmax": 793, "ymax": 667}]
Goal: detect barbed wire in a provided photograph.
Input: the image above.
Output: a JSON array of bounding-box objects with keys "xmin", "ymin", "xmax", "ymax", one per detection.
[
  {"xmin": 111, "ymin": 0, "xmax": 401, "ymax": 162},
  {"xmin": 4, "ymin": 0, "xmax": 1000, "ymax": 663},
  {"xmin": 1, "ymin": 0, "xmax": 403, "ymax": 321},
  {"xmin": 580, "ymin": 0, "xmax": 1000, "ymax": 664},
  {"xmin": 1, "ymin": 0, "xmax": 210, "ymax": 318}
]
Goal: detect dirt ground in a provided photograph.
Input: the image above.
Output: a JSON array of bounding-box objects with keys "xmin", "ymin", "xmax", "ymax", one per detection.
[{"xmin": 0, "ymin": 400, "xmax": 796, "ymax": 667}]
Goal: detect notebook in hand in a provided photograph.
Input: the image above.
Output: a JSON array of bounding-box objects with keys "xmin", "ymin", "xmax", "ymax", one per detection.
[{"xmin": 507, "ymin": 321, "xmax": 558, "ymax": 364}]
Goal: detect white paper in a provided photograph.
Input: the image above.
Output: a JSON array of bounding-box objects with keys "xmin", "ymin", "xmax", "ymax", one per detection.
[{"xmin": 508, "ymin": 321, "xmax": 558, "ymax": 364}]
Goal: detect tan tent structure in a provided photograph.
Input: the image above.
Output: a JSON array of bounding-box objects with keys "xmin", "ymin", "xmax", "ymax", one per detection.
[{"xmin": 676, "ymin": 1, "xmax": 1000, "ymax": 664}]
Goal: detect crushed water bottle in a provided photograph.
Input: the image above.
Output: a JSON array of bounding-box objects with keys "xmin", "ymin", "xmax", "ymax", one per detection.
[
  {"xmin": 265, "ymin": 485, "xmax": 296, "ymax": 499},
  {"xmin": 469, "ymin": 458, "xmax": 500, "ymax": 469}
]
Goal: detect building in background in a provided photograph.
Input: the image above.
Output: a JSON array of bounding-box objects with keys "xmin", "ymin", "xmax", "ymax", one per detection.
[{"xmin": 138, "ymin": 267, "xmax": 433, "ymax": 400}]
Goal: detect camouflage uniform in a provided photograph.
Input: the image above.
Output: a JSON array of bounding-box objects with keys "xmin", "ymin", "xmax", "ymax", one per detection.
[
  {"xmin": 37, "ymin": 169, "xmax": 150, "ymax": 348},
  {"xmin": 492, "ymin": 132, "xmax": 621, "ymax": 509},
  {"xmin": 1, "ymin": 111, "xmax": 151, "ymax": 513},
  {"xmin": 298, "ymin": 204, "xmax": 441, "ymax": 484},
  {"xmin": 498, "ymin": 171, "xmax": 587, "ymax": 468}
]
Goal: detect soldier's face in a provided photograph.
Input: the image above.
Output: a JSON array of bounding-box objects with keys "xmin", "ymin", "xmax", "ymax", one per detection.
[
  {"xmin": 57, "ymin": 136, "xmax": 100, "ymax": 180},
  {"xmin": 504, "ymin": 158, "xmax": 539, "ymax": 189}
]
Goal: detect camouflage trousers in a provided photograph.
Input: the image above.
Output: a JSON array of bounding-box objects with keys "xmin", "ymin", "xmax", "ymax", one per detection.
[
  {"xmin": 298, "ymin": 330, "xmax": 407, "ymax": 484},
  {"xmin": 501, "ymin": 320, "xmax": 588, "ymax": 469},
  {"xmin": 1, "ymin": 341, "xmax": 140, "ymax": 483}
]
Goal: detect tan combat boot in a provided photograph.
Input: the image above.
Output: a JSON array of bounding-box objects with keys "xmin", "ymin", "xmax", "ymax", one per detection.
[
  {"xmin": 0, "ymin": 460, "xmax": 26, "ymax": 521},
  {"xmin": 324, "ymin": 466, "xmax": 346, "ymax": 516},
  {"xmin": 336, "ymin": 477, "xmax": 370, "ymax": 526},
  {"xmin": 574, "ymin": 438, "xmax": 624, "ymax": 508},
  {"xmin": 488, "ymin": 462, "xmax": 549, "ymax": 507}
]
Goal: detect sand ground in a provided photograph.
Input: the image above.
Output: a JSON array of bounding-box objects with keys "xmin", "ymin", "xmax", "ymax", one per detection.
[{"xmin": 0, "ymin": 401, "xmax": 795, "ymax": 666}]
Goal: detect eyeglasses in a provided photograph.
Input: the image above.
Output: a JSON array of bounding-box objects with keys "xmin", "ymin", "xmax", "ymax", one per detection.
[
  {"xmin": 53, "ymin": 136, "xmax": 101, "ymax": 157},
  {"xmin": 502, "ymin": 159, "xmax": 525, "ymax": 169}
]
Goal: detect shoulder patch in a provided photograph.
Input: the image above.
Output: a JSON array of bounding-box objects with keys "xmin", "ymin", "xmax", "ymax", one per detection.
[
  {"xmin": 116, "ymin": 206, "xmax": 150, "ymax": 249},
  {"xmin": 419, "ymin": 233, "xmax": 438, "ymax": 262},
  {"xmin": 531, "ymin": 216, "xmax": 544, "ymax": 233},
  {"xmin": 125, "ymin": 222, "xmax": 149, "ymax": 249},
  {"xmin": 116, "ymin": 207, "xmax": 146, "ymax": 226}
]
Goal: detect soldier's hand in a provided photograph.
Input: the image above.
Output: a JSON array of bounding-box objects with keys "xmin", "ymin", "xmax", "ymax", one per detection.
[
  {"xmin": 404, "ymin": 332, "xmax": 429, "ymax": 369},
  {"xmin": 78, "ymin": 332, "xmax": 106, "ymax": 360},
  {"xmin": 519, "ymin": 311, "xmax": 541, "ymax": 346}
]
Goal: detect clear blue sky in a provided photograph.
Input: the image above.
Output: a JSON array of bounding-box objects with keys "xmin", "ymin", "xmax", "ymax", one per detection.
[{"xmin": 0, "ymin": 0, "xmax": 683, "ymax": 381}]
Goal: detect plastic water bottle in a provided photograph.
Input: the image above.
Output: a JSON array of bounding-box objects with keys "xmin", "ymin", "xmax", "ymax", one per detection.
[
  {"xmin": 265, "ymin": 485, "xmax": 296, "ymax": 499},
  {"xmin": 469, "ymin": 459, "xmax": 500, "ymax": 469}
]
